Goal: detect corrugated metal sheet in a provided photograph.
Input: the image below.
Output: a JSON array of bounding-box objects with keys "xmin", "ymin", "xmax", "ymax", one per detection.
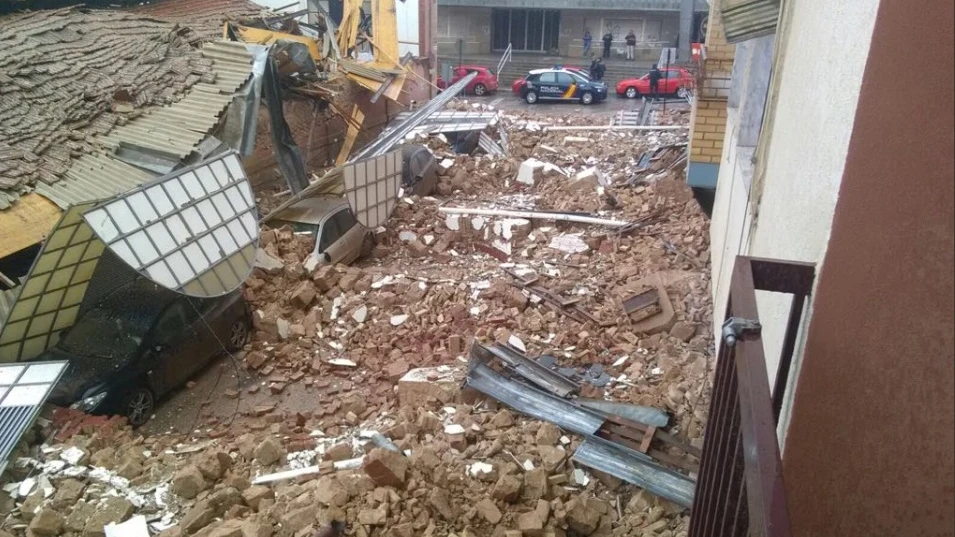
[
  {"xmin": 0, "ymin": 361, "xmax": 68, "ymax": 470},
  {"xmin": 465, "ymin": 361, "xmax": 606, "ymax": 436},
  {"xmin": 719, "ymin": 0, "xmax": 781, "ymax": 43},
  {"xmin": 34, "ymin": 154, "xmax": 154, "ymax": 210},
  {"xmin": 100, "ymin": 41, "xmax": 253, "ymax": 160},
  {"xmin": 574, "ymin": 436, "xmax": 696, "ymax": 508},
  {"xmin": 478, "ymin": 132, "xmax": 505, "ymax": 157}
]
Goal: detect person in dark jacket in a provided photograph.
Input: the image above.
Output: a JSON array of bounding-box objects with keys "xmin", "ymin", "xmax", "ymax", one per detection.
[
  {"xmin": 583, "ymin": 30, "xmax": 592, "ymax": 58},
  {"xmin": 590, "ymin": 58, "xmax": 606, "ymax": 81},
  {"xmin": 649, "ymin": 64, "xmax": 663, "ymax": 97},
  {"xmin": 625, "ymin": 30, "xmax": 637, "ymax": 60},
  {"xmin": 602, "ymin": 32, "xmax": 613, "ymax": 58}
]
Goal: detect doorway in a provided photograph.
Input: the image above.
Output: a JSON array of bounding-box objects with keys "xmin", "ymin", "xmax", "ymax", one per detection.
[{"xmin": 492, "ymin": 9, "xmax": 560, "ymax": 52}]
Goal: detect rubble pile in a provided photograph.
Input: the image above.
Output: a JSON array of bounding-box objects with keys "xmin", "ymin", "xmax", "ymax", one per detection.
[
  {"xmin": 2, "ymin": 403, "xmax": 691, "ymax": 537},
  {"xmin": 1, "ymin": 107, "xmax": 711, "ymax": 537}
]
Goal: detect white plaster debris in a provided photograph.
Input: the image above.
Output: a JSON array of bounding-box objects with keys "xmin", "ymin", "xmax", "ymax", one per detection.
[
  {"xmin": 549, "ymin": 234, "xmax": 590, "ymax": 254},
  {"xmin": 468, "ymin": 462, "xmax": 494, "ymax": 477},
  {"xmin": 443, "ymin": 424, "xmax": 466, "ymax": 435}
]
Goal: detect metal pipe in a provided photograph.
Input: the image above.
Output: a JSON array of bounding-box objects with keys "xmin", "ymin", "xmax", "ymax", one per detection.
[
  {"xmin": 542, "ymin": 125, "xmax": 688, "ymax": 132},
  {"xmin": 438, "ymin": 206, "xmax": 631, "ymax": 227}
]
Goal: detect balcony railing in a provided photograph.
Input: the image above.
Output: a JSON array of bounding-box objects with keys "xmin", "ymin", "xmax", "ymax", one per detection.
[{"xmin": 689, "ymin": 256, "xmax": 815, "ymax": 537}]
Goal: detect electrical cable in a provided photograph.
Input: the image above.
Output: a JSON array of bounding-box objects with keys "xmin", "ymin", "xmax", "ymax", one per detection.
[{"xmin": 182, "ymin": 298, "xmax": 250, "ymax": 435}]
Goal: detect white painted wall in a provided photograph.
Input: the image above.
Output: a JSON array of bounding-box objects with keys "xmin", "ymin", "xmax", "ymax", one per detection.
[
  {"xmin": 396, "ymin": 0, "xmax": 421, "ymax": 56},
  {"xmin": 708, "ymin": 0, "xmax": 882, "ymax": 441}
]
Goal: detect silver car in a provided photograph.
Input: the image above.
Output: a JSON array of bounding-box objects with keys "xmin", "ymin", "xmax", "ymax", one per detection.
[{"xmin": 271, "ymin": 197, "xmax": 373, "ymax": 265}]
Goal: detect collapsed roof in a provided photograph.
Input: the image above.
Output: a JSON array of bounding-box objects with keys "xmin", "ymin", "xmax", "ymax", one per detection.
[{"xmin": 0, "ymin": 2, "xmax": 264, "ymax": 212}]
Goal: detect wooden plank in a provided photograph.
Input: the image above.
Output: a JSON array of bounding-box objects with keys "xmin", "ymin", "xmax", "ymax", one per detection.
[
  {"xmin": 335, "ymin": 105, "xmax": 365, "ymax": 166},
  {"xmin": 371, "ymin": 0, "xmax": 399, "ymax": 67},
  {"xmin": 0, "ymin": 193, "xmax": 62, "ymax": 258}
]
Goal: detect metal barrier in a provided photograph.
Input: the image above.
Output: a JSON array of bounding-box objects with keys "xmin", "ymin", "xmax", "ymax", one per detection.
[
  {"xmin": 496, "ymin": 43, "xmax": 512, "ymax": 76},
  {"xmin": 688, "ymin": 257, "xmax": 814, "ymax": 537}
]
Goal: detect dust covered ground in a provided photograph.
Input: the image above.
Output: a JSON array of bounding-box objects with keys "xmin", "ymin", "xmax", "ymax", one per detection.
[{"xmin": 1, "ymin": 106, "xmax": 714, "ymax": 537}]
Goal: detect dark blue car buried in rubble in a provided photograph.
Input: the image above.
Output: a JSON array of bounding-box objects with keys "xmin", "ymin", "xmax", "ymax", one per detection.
[{"xmin": 519, "ymin": 68, "xmax": 608, "ymax": 105}]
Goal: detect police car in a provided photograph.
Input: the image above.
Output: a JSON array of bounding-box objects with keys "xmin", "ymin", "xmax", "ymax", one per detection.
[{"xmin": 519, "ymin": 68, "xmax": 608, "ymax": 105}]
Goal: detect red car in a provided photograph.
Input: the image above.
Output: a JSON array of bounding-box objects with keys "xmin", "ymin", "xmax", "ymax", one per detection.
[
  {"xmin": 615, "ymin": 68, "xmax": 696, "ymax": 99},
  {"xmin": 512, "ymin": 66, "xmax": 589, "ymax": 95},
  {"xmin": 437, "ymin": 65, "xmax": 499, "ymax": 96}
]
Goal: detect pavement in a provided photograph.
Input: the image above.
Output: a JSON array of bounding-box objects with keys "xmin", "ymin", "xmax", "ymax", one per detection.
[{"xmin": 481, "ymin": 91, "xmax": 690, "ymax": 115}]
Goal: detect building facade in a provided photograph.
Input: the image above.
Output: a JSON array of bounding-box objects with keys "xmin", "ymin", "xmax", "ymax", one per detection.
[
  {"xmin": 692, "ymin": 0, "xmax": 953, "ymax": 534},
  {"xmin": 436, "ymin": 0, "xmax": 708, "ymax": 59},
  {"xmin": 686, "ymin": 7, "xmax": 733, "ymax": 190}
]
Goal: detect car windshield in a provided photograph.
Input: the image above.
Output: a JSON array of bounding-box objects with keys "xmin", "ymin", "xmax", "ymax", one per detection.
[
  {"xmin": 59, "ymin": 306, "xmax": 153, "ymax": 359},
  {"xmin": 271, "ymin": 220, "xmax": 319, "ymax": 237}
]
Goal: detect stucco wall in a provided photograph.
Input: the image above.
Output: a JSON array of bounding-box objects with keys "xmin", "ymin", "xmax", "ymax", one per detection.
[
  {"xmin": 708, "ymin": 0, "xmax": 882, "ymax": 404},
  {"xmin": 780, "ymin": 0, "xmax": 954, "ymax": 531},
  {"xmin": 436, "ymin": 7, "xmax": 491, "ymax": 55}
]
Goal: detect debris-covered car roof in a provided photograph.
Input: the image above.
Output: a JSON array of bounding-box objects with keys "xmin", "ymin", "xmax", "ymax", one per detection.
[{"xmin": 272, "ymin": 196, "xmax": 351, "ymax": 226}]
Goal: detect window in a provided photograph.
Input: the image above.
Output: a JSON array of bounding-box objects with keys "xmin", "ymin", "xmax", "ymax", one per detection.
[
  {"xmin": 538, "ymin": 72, "xmax": 557, "ymax": 84},
  {"xmin": 154, "ymin": 303, "xmax": 187, "ymax": 344},
  {"xmin": 526, "ymin": 74, "xmax": 541, "ymax": 83},
  {"xmin": 556, "ymin": 72, "xmax": 574, "ymax": 85},
  {"xmin": 332, "ymin": 209, "xmax": 358, "ymax": 235},
  {"xmin": 666, "ymin": 70, "xmax": 683, "ymax": 79},
  {"xmin": 318, "ymin": 216, "xmax": 342, "ymax": 253},
  {"xmin": 270, "ymin": 220, "xmax": 319, "ymax": 237}
]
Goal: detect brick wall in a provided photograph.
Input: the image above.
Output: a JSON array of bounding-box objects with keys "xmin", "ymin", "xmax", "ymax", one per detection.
[{"xmin": 689, "ymin": 6, "xmax": 735, "ymax": 165}]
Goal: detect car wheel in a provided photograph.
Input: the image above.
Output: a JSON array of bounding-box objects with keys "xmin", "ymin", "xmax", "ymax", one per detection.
[
  {"xmin": 124, "ymin": 387, "xmax": 154, "ymax": 427},
  {"xmin": 473, "ymin": 83, "xmax": 487, "ymax": 96},
  {"xmin": 625, "ymin": 87, "xmax": 638, "ymax": 99},
  {"xmin": 581, "ymin": 91, "xmax": 594, "ymax": 105},
  {"xmin": 227, "ymin": 318, "xmax": 249, "ymax": 351},
  {"xmin": 525, "ymin": 90, "xmax": 538, "ymax": 104}
]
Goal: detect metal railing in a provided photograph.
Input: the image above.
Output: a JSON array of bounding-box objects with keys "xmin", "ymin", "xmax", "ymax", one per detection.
[
  {"xmin": 689, "ymin": 256, "xmax": 815, "ymax": 537},
  {"xmin": 496, "ymin": 42, "xmax": 513, "ymax": 76}
]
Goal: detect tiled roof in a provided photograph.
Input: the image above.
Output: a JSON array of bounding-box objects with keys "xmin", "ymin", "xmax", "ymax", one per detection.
[
  {"xmin": 0, "ymin": 7, "xmax": 212, "ymax": 209},
  {"xmin": 0, "ymin": 1, "xmax": 264, "ymax": 211},
  {"xmin": 36, "ymin": 41, "xmax": 253, "ymax": 210},
  {"xmin": 131, "ymin": 0, "xmax": 266, "ymax": 38}
]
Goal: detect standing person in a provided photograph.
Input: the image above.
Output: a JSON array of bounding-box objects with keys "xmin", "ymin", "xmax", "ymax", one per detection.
[
  {"xmin": 582, "ymin": 30, "xmax": 592, "ymax": 58},
  {"xmin": 589, "ymin": 58, "xmax": 600, "ymax": 79},
  {"xmin": 625, "ymin": 30, "xmax": 636, "ymax": 60},
  {"xmin": 602, "ymin": 31, "xmax": 613, "ymax": 59},
  {"xmin": 593, "ymin": 58, "xmax": 606, "ymax": 81},
  {"xmin": 648, "ymin": 64, "xmax": 662, "ymax": 97}
]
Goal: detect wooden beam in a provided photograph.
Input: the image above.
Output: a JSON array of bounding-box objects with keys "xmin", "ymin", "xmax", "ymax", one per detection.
[{"xmin": 335, "ymin": 105, "xmax": 365, "ymax": 166}]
